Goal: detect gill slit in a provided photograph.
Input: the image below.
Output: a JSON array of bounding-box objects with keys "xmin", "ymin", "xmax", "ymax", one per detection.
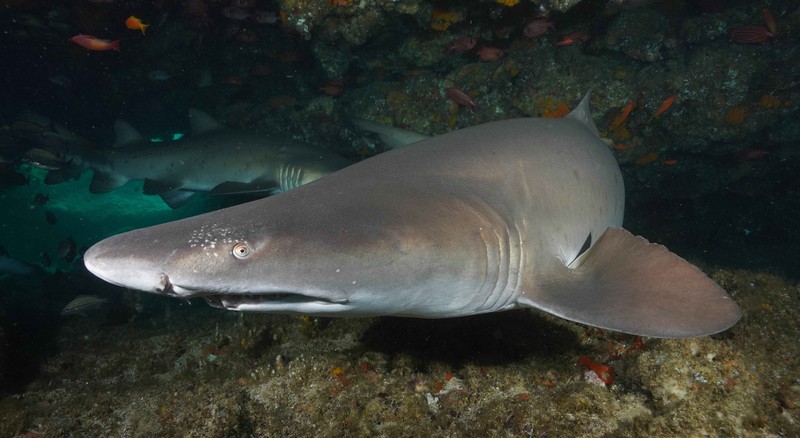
[
  {"xmin": 475, "ymin": 208, "xmax": 522, "ymax": 313},
  {"xmin": 278, "ymin": 163, "xmax": 304, "ymax": 191}
]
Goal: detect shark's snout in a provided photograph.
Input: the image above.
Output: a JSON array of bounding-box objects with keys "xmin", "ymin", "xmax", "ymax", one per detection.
[
  {"xmin": 82, "ymin": 241, "xmax": 110, "ymax": 279},
  {"xmin": 84, "ymin": 238, "xmax": 170, "ymax": 294}
]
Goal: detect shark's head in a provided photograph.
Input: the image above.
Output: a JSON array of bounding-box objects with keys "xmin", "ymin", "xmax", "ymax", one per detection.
[
  {"xmin": 84, "ymin": 181, "xmax": 504, "ymax": 317},
  {"xmin": 84, "ymin": 206, "xmax": 355, "ymax": 315}
]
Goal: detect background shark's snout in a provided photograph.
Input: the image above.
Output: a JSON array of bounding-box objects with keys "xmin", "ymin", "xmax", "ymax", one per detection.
[{"xmin": 84, "ymin": 236, "xmax": 170, "ymax": 294}]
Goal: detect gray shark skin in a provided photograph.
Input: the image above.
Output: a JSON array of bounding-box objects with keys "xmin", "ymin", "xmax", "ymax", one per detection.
[
  {"xmin": 46, "ymin": 109, "xmax": 351, "ymax": 208},
  {"xmin": 84, "ymin": 94, "xmax": 741, "ymax": 338}
]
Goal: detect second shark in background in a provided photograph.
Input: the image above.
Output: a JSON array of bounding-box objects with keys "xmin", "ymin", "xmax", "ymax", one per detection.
[{"xmin": 44, "ymin": 109, "xmax": 352, "ymax": 208}]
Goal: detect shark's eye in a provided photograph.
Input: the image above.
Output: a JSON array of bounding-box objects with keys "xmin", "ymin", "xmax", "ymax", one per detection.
[{"xmin": 232, "ymin": 242, "xmax": 252, "ymax": 259}]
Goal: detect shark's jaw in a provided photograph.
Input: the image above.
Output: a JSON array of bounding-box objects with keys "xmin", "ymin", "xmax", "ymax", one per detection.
[
  {"xmin": 202, "ymin": 293, "xmax": 352, "ymax": 313},
  {"xmin": 167, "ymin": 280, "xmax": 353, "ymax": 314},
  {"xmin": 84, "ymin": 245, "xmax": 355, "ymax": 315}
]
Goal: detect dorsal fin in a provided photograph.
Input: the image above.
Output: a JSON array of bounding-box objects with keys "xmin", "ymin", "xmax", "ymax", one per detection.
[
  {"xmin": 90, "ymin": 171, "xmax": 129, "ymax": 193},
  {"xmin": 566, "ymin": 92, "xmax": 599, "ymax": 137},
  {"xmin": 188, "ymin": 109, "xmax": 225, "ymax": 136},
  {"xmin": 113, "ymin": 120, "xmax": 143, "ymax": 148}
]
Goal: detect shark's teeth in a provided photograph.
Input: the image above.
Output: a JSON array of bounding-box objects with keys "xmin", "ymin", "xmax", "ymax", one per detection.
[
  {"xmin": 221, "ymin": 294, "xmax": 291, "ymax": 306},
  {"xmin": 204, "ymin": 296, "xmax": 223, "ymax": 309},
  {"xmin": 204, "ymin": 293, "xmax": 328, "ymax": 310}
]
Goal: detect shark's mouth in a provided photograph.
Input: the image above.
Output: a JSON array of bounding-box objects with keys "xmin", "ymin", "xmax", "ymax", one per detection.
[
  {"xmin": 166, "ymin": 275, "xmax": 350, "ymax": 313},
  {"xmin": 205, "ymin": 293, "xmax": 323, "ymax": 308},
  {"xmin": 200, "ymin": 293, "xmax": 350, "ymax": 313}
]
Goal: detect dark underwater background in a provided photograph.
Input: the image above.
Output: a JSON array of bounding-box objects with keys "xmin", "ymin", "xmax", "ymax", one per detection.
[{"xmin": 0, "ymin": 0, "xmax": 798, "ymax": 435}]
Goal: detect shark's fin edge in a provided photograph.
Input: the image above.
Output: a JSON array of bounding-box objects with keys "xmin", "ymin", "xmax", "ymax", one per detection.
[
  {"xmin": 90, "ymin": 171, "xmax": 129, "ymax": 194},
  {"xmin": 566, "ymin": 91, "xmax": 600, "ymax": 137},
  {"xmin": 519, "ymin": 227, "xmax": 741, "ymax": 338},
  {"xmin": 160, "ymin": 190, "xmax": 196, "ymax": 209},
  {"xmin": 188, "ymin": 109, "xmax": 225, "ymax": 136},
  {"xmin": 113, "ymin": 120, "xmax": 144, "ymax": 148}
]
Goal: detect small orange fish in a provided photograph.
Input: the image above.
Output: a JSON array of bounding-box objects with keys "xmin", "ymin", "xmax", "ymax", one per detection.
[
  {"xmin": 70, "ymin": 34, "xmax": 120, "ymax": 52},
  {"xmin": 446, "ymin": 87, "xmax": 478, "ymax": 109},
  {"xmin": 320, "ymin": 78, "xmax": 346, "ymax": 96},
  {"xmin": 661, "ymin": 159, "xmax": 678, "ymax": 166},
  {"xmin": 736, "ymin": 149, "xmax": 770, "ymax": 160},
  {"xmin": 555, "ymin": 31, "xmax": 590, "ymax": 46},
  {"xmin": 730, "ymin": 25, "xmax": 774, "ymax": 44},
  {"xmin": 610, "ymin": 100, "xmax": 634, "ymax": 129},
  {"xmin": 224, "ymin": 75, "xmax": 244, "ymax": 86},
  {"xmin": 445, "ymin": 37, "xmax": 477, "ymax": 54},
  {"xmin": 652, "ymin": 95, "xmax": 675, "ymax": 118},
  {"xmin": 125, "ymin": 16, "xmax": 149, "ymax": 35},
  {"xmin": 320, "ymin": 84, "xmax": 344, "ymax": 96},
  {"xmin": 634, "ymin": 151, "xmax": 659, "ymax": 165},
  {"xmin": 477, "ymin": 47, "xmax": 504, "ymax": 62}
]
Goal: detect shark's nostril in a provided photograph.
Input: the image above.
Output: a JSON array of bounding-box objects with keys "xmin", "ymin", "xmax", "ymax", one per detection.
[{"xmin": 159, "ymin": 273, "xmax": 173, "ymax": 293}]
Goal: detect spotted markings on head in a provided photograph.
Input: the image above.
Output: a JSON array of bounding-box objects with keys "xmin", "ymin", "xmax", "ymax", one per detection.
[{"xmin": 186, "ymin": 224, "xmax": 248, "ymax": 258}]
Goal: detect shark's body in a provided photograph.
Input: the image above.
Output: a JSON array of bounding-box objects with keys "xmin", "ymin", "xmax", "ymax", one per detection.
[
  {"xmin": 84, "ymin": 95, "xmax": 740, "ymax": 338},
  {"xmin": 46, "ymin": 110, "xmax": 351, "ymax": 208}
]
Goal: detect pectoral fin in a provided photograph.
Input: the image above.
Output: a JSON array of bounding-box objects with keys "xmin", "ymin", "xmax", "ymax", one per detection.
[
  {"xmin": 160, "ymin": 190, "xmax": 196, "ymax": 209},
  {"xmin": 520, "ymin": 227, "xmax": 741, "ymax": 338},
  {"xmin": 90, "ymin": 171, "xmax": 129, "ymax": 194}
]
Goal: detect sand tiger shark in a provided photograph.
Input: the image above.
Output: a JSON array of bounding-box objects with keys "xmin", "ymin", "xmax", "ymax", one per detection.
[
  {"xmin": 45, "ymin": 109, "xmax": 351, "ymax": 208},
  {"xmin": 84, "ymin": 94, "xmax": 740, "ymax": 338}
]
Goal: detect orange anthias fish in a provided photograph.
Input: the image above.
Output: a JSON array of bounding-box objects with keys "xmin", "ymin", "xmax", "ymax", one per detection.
[
  {"xmin": 555, "ymin": 31, "xmax": 590, "ymax": 46},
  {"xmin": 70, "ymin": 34, "xmax": 120, "ymax": 52},
  {"xmin": 125, "ymin": 16, "xmax": 149, "ymax": 35},
  {"xmin": 446, "ymin": 87, "xmax": 478, "ymax": 109},
  {"xmin": 652, "ymin": 95, "xmax": 675, "ymax": 118},
  {"xmin": 610, "ymin": 100, "xmax": 635, "ymax": 129}
]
